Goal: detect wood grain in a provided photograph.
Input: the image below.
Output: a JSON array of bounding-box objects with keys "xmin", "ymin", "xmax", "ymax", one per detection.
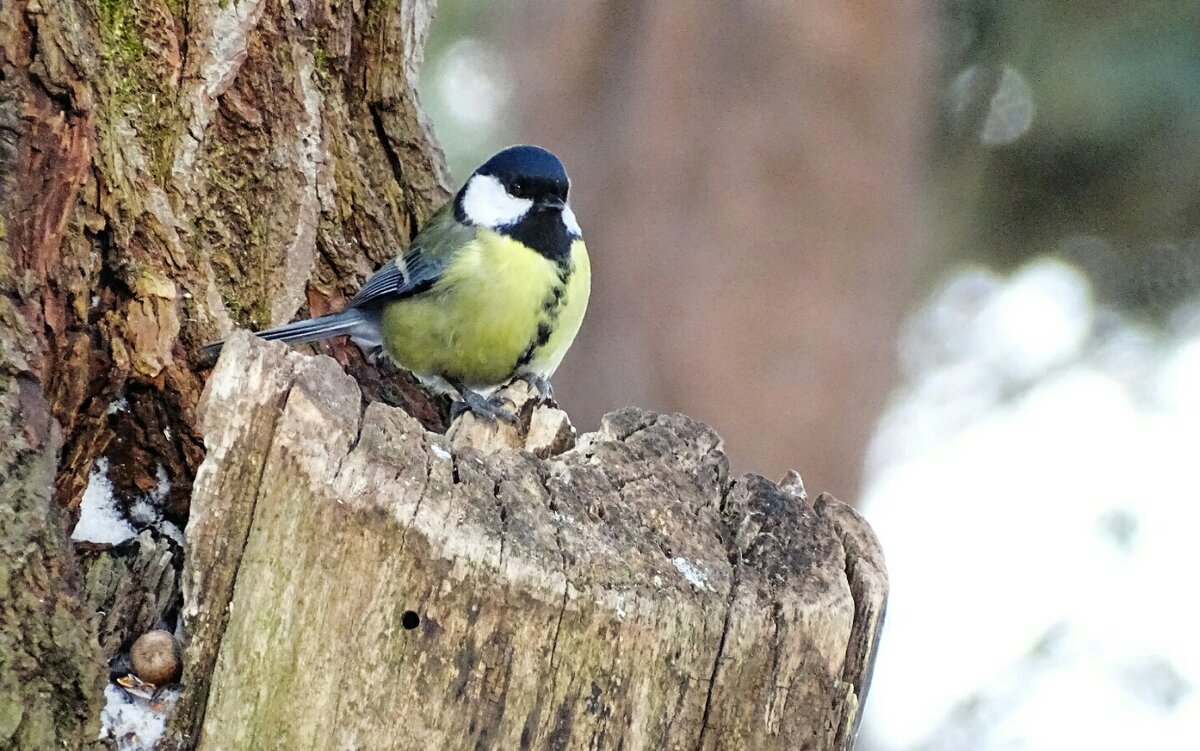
[{"xmin": 179, "ymin": 333, "xmax": 888, "ymax": 750}]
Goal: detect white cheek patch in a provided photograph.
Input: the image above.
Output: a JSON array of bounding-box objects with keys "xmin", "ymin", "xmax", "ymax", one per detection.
[
  {"xmin": 461, "ymin": 174, "xmax": 532, "ymax": 228},
  {"xmin": 561, "ymin": 204, "xmax": 582, "ymax": 237}
]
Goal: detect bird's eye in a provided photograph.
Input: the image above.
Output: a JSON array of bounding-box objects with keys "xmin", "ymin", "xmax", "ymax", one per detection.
[{"xmin": 511, "ymin": 181, "xmax": 526, "ymax": 198}]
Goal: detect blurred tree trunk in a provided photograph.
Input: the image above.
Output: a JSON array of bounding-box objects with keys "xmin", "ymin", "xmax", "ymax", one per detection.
[
  {"xmin": 508, "ymin": 1, "xmax": 931, "ymax": 500},
  {"xmin": 0, "ymin": 0, "xmax": 444, "ymax": 745}
]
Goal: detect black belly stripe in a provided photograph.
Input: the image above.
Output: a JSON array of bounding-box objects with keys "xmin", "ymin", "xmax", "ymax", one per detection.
[
  {"xmin": 515, "ymin": 341, "xmax": 537, "ymax": 369},
  {"xmin": 543, "ymin": 285, "xmax": 565, "ymax": 312},
  {"xmin": 515, "ymin": 281, "xmax": 567, "ymax": 370}
]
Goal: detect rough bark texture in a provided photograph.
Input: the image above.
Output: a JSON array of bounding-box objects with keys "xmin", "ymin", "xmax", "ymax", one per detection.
[
  {"xmin": 2, "ymin": 0, "xmax": 447, "ymax": 518},
  {"xmin": 0, "ymin": 305, "xmax": 104, "ymax": 749},
  {"xmin": 177, "ymin": 333, "xmax": 887, "ymax": 751},
  {"xmin": 1, "ymin": 0, "xmax": 444, "ymax": 746}
]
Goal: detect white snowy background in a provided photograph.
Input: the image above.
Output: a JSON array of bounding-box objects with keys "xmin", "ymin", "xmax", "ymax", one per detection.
[{"xmin": 859, "ymin": 258, "xmax": 1200, "ymax": 750}]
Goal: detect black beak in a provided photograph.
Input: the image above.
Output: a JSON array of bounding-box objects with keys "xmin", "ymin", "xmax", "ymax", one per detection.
[{"xmin": 537, "ymin": 195, "xmax": 566, "ymax": 211}]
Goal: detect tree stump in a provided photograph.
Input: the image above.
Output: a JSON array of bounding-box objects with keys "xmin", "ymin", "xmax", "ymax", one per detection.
[{"xmin": 172, "ymin": 333, "xmax": 886, "ymax": 750}]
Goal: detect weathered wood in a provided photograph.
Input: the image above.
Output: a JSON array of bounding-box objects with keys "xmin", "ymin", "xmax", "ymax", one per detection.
[
  {"xmin": 79, "ymin": 530, "xmax": 182, "ymax": 660},
  {"xmin": 179, "ymin": 333, "xmax": 887, "ymax": 751}
]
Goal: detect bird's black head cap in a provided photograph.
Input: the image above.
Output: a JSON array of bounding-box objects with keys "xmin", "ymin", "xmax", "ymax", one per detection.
[{"xmin": 475, "ymin": 145, "xmax": 569, "ymax": 203}]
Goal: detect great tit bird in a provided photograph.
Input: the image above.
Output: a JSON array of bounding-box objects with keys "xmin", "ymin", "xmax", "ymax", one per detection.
[{"xmin": 203, "ymin": 145, "xmax": 590, "ymax": 422}]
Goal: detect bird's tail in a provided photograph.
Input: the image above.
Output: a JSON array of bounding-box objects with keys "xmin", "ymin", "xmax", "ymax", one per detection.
[{"xmin": 201, "ymin": 308, "xmax": 370, "ymax": 360}]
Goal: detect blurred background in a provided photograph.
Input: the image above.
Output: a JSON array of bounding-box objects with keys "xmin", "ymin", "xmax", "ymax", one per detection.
[{"xmin": 420, "ymin": 1, "xmax": 1200, "ymax": 748}]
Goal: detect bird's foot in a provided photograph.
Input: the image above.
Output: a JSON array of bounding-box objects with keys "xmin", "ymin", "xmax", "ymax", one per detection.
[
  {"xmin": 368, "ymin": 347, "xmax": 395, "ymax": 370},
  {"xmin": 451, "ymin": 389, "xmax": 519, "ymax": 424},
  {"xmin": 515, "ymin": 373, "xmax": 557, "ymax": 408}
]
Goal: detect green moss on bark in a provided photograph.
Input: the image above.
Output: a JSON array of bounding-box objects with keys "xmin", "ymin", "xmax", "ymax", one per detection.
[{"xmin": 92, "ymin": 0, "xmax": 179, "ymax": 185}]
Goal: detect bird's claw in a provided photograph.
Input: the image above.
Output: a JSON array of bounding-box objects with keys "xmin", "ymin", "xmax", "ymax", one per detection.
[
  {"xmin": 452, "ymin": 389, "xmax": 519, "ymax": 424},
  {"xmin": 516, "ymin": 373, "xmax": 556, "ymax": 407}
]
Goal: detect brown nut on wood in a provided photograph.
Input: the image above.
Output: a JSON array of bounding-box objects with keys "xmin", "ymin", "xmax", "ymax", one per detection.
[{"xmin": 130, "ymin": 629, "xmax": 181, "ymax": 686}]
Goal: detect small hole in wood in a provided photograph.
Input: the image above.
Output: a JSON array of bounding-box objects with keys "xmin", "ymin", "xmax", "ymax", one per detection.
[{"xmin": 401, "ymin": 610, "xmax": 421, "ymax": 630}]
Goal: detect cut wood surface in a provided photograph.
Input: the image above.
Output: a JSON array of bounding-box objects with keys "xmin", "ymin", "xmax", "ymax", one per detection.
[{"xmin": 174, "ymin": 333, "xmax": 887, "ymax": 750}]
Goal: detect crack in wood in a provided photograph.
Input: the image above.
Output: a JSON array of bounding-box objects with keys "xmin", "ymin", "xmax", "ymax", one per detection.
[
  {"xmin": 368, "ymin": 102, "xmax": 406, "ymax": 190},
  {"xmin": 394, "ymin": 443, "xmax": 433, "ymax": 560},
  {"xmin": 535, "ymin": 470, "xmax": 573, "ymax": 747},
  {"xmin": 694, "ymin": 544, "xmax": 738, "ymax": 750}
]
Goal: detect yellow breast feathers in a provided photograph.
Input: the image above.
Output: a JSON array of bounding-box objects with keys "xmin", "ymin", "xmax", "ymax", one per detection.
[{"xmin": 380, "ymin": 230, "xmax": 590, "ymax": 390}]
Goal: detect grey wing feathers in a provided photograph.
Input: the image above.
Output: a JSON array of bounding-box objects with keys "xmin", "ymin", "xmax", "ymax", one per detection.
[
  {"xmin": 348, "ymin": 261, "xmax": 425, "ymax": 307},
  {"xmin": 349, "ymin": 203, "xmax": 477, "ymax": 308},
  {"xmin": 348, "ymin": 244, "xmax": 443, "ymax": 308},
  {"xmin": 201, "ymin": 308, "xmax": 370, "ymax": 359}
]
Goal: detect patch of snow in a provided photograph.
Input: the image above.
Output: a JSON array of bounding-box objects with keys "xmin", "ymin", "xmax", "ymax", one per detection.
[
  {"xmin": 125, "ymin": 463, "xmax": 172, "ymax": 531},
  {"xmin": 158, "ymin": 521, "xmax": 185, "ymax": 547},
  {"xmin": 73, "ymin": 460, "xmax": 176, "ymax": 546},
  {"xmin": 99, "ymin": 683, "xmax": 180, "ymax": 751},
  {"xmin": 672, "ymin": 557, "xmax": 707, "ymax": 591},
  {"xmin": 72, "ymin": 459, "xmax": 136, "ymax": 545},
  {"xmin": 148, "ymin": 463, "xmax": 170, "ymax": 504},
  {"xmin": 430, "ymin": 444, "xmax": 452, "ymax": 461},
  {"xmin": 106, "ymin": 396, "xmax": 129, "ymax": 415},
  {"xmin": 128, "ymin": 499, "xmax": 159, "ymax": 526}
]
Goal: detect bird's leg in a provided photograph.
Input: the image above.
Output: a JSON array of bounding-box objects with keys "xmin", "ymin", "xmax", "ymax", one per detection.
[
  {"xmin": 448, "ymin": 381, "xmax": 519, "ymax": 424},
  {"xmin": 515, "ymin": 373, "xmax": 557, "ymax": 407},
  {"xmin": 367, "ymin": 346, "xmax": 392, "ymax": 369}
]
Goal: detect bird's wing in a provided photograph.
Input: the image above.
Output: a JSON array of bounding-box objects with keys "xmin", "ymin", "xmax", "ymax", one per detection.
[{"xmin": 349, "ymin": 202, "xmax": 476, "ymax": 308}]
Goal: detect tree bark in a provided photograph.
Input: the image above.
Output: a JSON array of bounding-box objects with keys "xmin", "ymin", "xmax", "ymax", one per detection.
[
  {"xmin": 0, "ymin": 309, "xmax": 104, "ymax": 749},
  {"xmin": 176, "ymin": 333, "xmax": 886, "ymax": 750},
  {"xmin": 2, "ymin": 0, "xmax": 444, "ymax": 746}
]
